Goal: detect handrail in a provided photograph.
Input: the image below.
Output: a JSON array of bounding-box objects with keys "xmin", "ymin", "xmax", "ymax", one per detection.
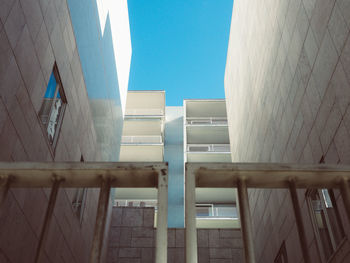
[
  {"xmin": 121, "ymin": 135, "xmax": 163, "ymax": 144},
  {"xmin": 187, "ymin": 144, "xmax": 231, "ymax": 153},
  {"xmin": 186, "ymin": 117, "xmax": 228, "ymax": 125}
]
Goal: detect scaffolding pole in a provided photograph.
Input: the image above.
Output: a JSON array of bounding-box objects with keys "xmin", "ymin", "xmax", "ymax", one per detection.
[
  {"xmin": 35, "ymin": 177, "xmax": 63, "ymax": 263},
  {"xmin": 288, "ymin": 179, "xmax": 311, "ymax": 263},
  {"xmin": 185, "ymin": 170, "xmax": 197, "ymax": 263},
  {"xmin": 339, "ymin": 177, "xmax": 350, "ymax": 222},
  {"xmin": 237, "ymin": 178, "xmax": 255, "ymax": 263},
  {"xmin": 90, "ymin": 177, "xmax": 112, "ymax": 263},
  {"xmin": 0, "ymin": 175, "xmax": 10, "ymax": 207},
  {"xmin": 155, "ymin": 170, "xmax": 168, "ymax": 263}
]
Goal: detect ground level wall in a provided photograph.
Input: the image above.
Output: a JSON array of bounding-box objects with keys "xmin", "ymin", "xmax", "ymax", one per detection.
[{"xmin": 106, "ymin": 207, "xmax": 244, "ymax": 263}]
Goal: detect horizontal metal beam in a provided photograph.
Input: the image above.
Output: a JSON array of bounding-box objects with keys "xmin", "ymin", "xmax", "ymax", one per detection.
[
  {"xmin": 186, "ymin": 163, "xmax": 350, "ymax": 188},
  {"xmin": 0, "ymin": 162, "xmax": 167, "ymax": 188}
]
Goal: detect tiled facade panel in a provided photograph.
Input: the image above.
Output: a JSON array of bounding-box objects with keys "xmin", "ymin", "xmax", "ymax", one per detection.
[
  {"xmin": 107, "ymin": 207, "xmax": 244, "ymax": 263},
  {"xmin": 225, "ymin": 0, "xmax": 350, "ymax": 262},
  {"xmin": 0, "ymin": 0, "xmax": 100, "ymax": 262}
]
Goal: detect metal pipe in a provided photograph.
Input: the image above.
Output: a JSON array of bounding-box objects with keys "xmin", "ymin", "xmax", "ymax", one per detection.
[
  {"xmin": 288, "ymin": 179, "xmax": 311, "ymax": 263},
  {"xmin": 155, "ymin": 170, "xmax": 168, "ymax": 263},
  {"xmin": 89, "ymin": 177, "xmax": 112, "ymax": 263},
  {"xmin": 237, "ymin": 178, "xmax": 255, "ymax": 263},
  {"xmin": 339, "ymin": 177, "xmax": 350, "ymax": 222},
  {"xmin": 185, "ymin": 169, "xmax": 197, "ymax": 263},
  {"xmin": 35, "ymin": 177, "xmax": 63, "ymax": 263}
]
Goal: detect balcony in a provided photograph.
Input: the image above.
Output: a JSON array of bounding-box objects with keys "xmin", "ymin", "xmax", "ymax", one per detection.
[
  {"xmin": 124, "ymin": 108, "xmax": 164, "ymax": 117},
  {"xmin": 187, "ymin": 144, "xmax": 230, "ymax": 153},
  {"xmin": 186, "ymin": 117, "xmax": 227, "ymax": 126},
  {"xmin": 121, "ymin": 135, "xmax": 163, "ymax": 145}
]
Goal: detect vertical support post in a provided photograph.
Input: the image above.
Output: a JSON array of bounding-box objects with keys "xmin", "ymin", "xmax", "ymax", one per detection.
[
  {"xmin": 155, "ymin": 170, "xmax": 168, "ymax": 263},
  {"xmin": 339, "ymin": 177, "xmax": 350, "ymax": 222},
  {"xmin": 89, "ymin": 177, "xmax": 112, "ymax": 263},
  {"xmin": 288, "ymin": 179, "xmax": 311, "ymax": 263},
  {"xmin": 185, "ymin": 169, "xmax": 197, "ymax": 263},
  {"xmin": 0, "ymin": 175, "xmax": 10, "ymax": 208},
  {"xmin": 237, "ymin": 178, "xmax": 255, "ymax": 263},
  {"xmin": 35, "ymin": 177, "xmax": 63, "ymax": 263}
]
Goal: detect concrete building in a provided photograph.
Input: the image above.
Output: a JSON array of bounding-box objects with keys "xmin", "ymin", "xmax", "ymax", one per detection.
[
  {"xmin": 0, "ymin": 0, "xmax": 131, "ymax": 262},
  {"xmin": 224, "ymin": 0, "xmax": 350, "ymax": 262}
]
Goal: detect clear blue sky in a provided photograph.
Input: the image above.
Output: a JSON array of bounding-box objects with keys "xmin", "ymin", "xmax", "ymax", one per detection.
[{"xmin": 127, "ymin": 0, "xmax": 234, "ymax": 106}]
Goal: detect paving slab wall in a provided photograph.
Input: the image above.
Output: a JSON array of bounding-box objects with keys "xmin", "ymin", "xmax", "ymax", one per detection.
[
  {"xmin": 0, "ymin": 0, "xmax": 101, "ymax": 262},
  {"xmin": 224, "ymin": 0, "xmax": 350, "ymax": 262},
  {"xmin": 106, "ymin": 207, "xmax": 244, "ymax": 263}
]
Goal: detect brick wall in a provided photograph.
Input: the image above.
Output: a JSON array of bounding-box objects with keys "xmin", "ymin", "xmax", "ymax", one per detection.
[
  {"xmin": 0, "ymin": 0, "xmax": 101, "ymax": 262},
  {"xmin": 225, "ymin": 0, "xmax": 350, "ymax": 262},
  {"xmin": 106, "ymin": 207, "xmax": 244, "ymax": 263}
]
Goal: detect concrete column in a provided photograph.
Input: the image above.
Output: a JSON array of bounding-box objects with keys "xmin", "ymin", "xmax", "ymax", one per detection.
[
  {"xmin": 185, "ymin": 170, "xmax": 197, "ymax": 263},
  {"xmin": 35, "ymin": 177, "xmax": 63, "ymax": 263},
  {"xmin": 288, "ymin": 179, "xmax": 311, "ymax": 263},
  {"xmin": 155, "ymin": 171, "xmax": 168, "ymax": 263},
  {"xmin": 339, "ymin": 177, "xmax": 350, "ymax": 222},
  {"xmin": 90, "ymin": 177, "xmax": 112, "ymax": 263},
  {"xmin": 237, "ymin": 178, "xmax": 255, "ymax": 263}
]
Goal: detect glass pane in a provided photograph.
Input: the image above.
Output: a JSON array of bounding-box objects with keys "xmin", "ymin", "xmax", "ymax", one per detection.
[
  {"xmin": 47, "ymin": 96, "xmax": 63, "ymax": 144},
  {"xmin": 44, "ymin": 72, "xmax": 58, "ymax": 98},
  {"xmin": 310, "ymin": 191, "xmax": 333, "ymax": 259},
  {"xmin": 196, "ymin": 206, "xmax": 210, "ymax": 217}
]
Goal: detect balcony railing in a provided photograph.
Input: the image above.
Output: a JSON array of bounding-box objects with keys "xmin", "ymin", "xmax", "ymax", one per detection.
[
  {"xmin": 196, "ymin": 204, "xmax": 238, "ymax": 219},
  {"xmin": 186, "ymin": 117, "xmax": 227, "ymax": 126},
  {"xmin": 124, "ymin": 108, "xmax": 164, "ymax": 116},
  {"xmin": 187, "ymin": 144, "xmax": 231, "ymax": 153},
  {"xmin": 121, "ymin": 135, "xmax": 163, "ymax": 144}
]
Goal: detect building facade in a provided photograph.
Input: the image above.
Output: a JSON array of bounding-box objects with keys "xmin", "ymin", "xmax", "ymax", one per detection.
[
  {"xmin": 0, "ymin": 0, "xmax": 131, "ymax": 262},
  {"xmin": 225, "ymin": 0, "xmax": 350, "ymax": 262}
]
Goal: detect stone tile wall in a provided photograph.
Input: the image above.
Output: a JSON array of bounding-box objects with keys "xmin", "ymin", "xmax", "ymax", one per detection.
[
  {"xmin": 0, "ymin": 0, "xmax": 100, "ymax": 262},
  {"xmin": 225, "ymin": 0, "xmax": 350, "ymax": 262},
  {"xmin": 106, "ymin": 207, "xmax": 244, "ymax": 263}
]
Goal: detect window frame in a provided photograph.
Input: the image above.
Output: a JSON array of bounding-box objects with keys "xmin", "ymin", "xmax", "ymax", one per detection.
[
  {"xmin": 39, "ymin": 64, "xmax": 67, "ymax": 152},
  {"xmin": 306, "ymin": 189, "xmax": 345, "ymax": 262}
]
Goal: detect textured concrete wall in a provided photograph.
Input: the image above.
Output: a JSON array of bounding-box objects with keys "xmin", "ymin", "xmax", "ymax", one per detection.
[
  {"xmin": 106, "ymin": 207, "xmax": 244, "ymax": 263},
  {"xmin": 225, "ymin": 0, "xmax": 350, "ymax": 262},
  {"xmin": 0, "ymin": 0, "xmax": 101, "ymax": 262}
]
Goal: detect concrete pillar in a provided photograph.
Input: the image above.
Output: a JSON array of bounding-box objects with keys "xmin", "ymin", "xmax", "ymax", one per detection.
[
  {"xmin": 155, "ymin": 170, "xmax": 168, "ymax": 263},
  {"xmin": 35, "ymin": 177, "xmax": 63, "ymax": 263},
  {"xmin": 288, "ymin": 179, "xmax": 311, "ymax": 263},
  {"xmin": 90, "ymin": 177, "xmax": 112, "ymax": 263},
  {"xmin": 237, "ymin": 178, "xmax": 255, "ymax": 263},
  {"xmin": 185, "ymin": 170, "xmax": 197, "ymax": 263},
  {"xmin": 339, "ymin": 177, "xmax": 350, "ymax": 222}
]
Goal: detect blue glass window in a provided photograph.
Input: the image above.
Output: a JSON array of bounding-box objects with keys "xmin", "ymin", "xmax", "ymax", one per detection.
[{"xmin": 39, "ymin": 67, "xmax": 66, "ymax": 148}]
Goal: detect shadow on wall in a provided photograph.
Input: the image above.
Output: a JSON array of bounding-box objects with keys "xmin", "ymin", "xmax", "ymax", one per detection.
[{"xmin": 67, "ymin": 0, "xmax": 123, "ymax": 161}]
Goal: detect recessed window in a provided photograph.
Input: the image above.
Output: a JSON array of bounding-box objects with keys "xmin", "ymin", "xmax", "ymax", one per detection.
[
  {"xmin": 307, "ymin": 189, "xmax": 345, "ymax": 261},
  {"xmin": 274, "ymin": 241, "xmax": 288, "ymax": 263},
  {"xmin": 72, "ymin": 188, "xmax": 87, "ymax": 223},
  {"xmin": 39, "ymin": 65, "xmax": 67, "ymax": 148},
  {"xmin": 71, "ymin": 155, "xmax": 87, "ymax": 224}
]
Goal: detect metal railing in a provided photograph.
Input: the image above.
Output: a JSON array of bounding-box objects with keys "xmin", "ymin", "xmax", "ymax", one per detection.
[
  {"xmin": 187, "ymin": 144, "xmax": 231, "ymax": 153},
  {"xmin": 121, "ymin": 135, "xmax": 163, "ymax": 144},
  {"xmin": 196, "ymin": 204, "xmax": 238, "ymax": 219},
  {"xmin": 186, "ymin": 117, "xmax": 227, "ymax": 125},
  {"xmin": 124, "ymin": 108, "xmax": 164, "ymax": 116}
]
